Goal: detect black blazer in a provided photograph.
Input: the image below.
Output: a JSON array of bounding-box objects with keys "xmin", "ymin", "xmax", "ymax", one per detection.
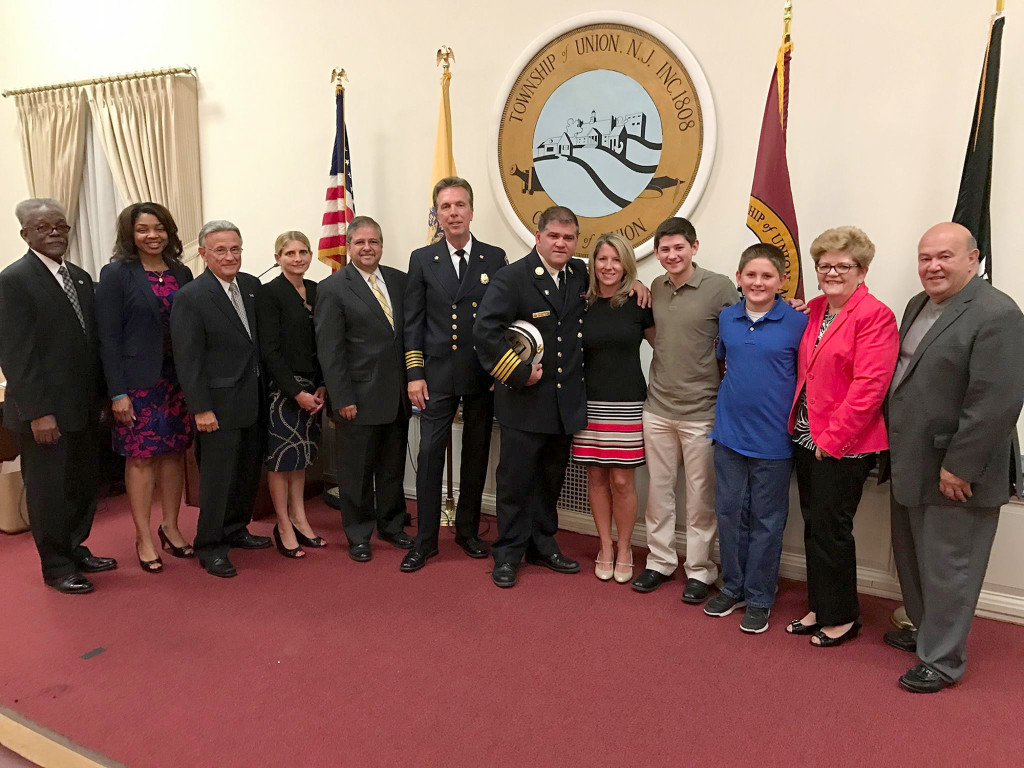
[
  {"xmin": 474, "ymin": 249, "xmax": 588, "ymax": 435},
  {"xmin": 169, "ymin": 269, "xmax": 262, "ymax": 430},
  {"xmin": 255, "ymin": 274, "xmax": 321, "ymax": 398},
  {"xmin": 95, "ymin": 259, "xmax": 194, "ymax": 397},
  {"xmin": 0, "ymin": 251, "xmax": 103, "ymax": 433},
  {"xmin": 403, "ymin": 235, "xmax": 507, "ymax": 395},
  {"xmin": 315, "ymin": 262, "xmax": 409, "ymax": 425}
]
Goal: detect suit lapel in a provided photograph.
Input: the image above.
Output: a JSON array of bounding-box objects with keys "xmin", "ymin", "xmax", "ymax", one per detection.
[
  {"xmin": 899, "ymin": 293, "xmax": 929, "ymax": 345},
  {"xmin": 129, "ymin": 261, "xmax": 162, "ymax": 320},
  {"xmin": 201, "ymin": 269, "xmax": 251, "ymax": 340},
  {"xmin": 896, "ymin": 281, "xmax": 978, "ymax": 390},
  {"xmin": 344, "ymin": 263, "xmax": 393, "ymax": 332},
  {"xmin": 808, "ymin": 285, "xmax": 866, "ymax": 366},
  {"xmin": 25, "ymin": 251, "xmax": 87, "ymax": 339},
  {"xmin": 428, "ymin": 240, "xmax": 460, "ymax": 301},
  {"xmin": 527, "ymin": 250, "xmax": 562, "ymax": 315}
]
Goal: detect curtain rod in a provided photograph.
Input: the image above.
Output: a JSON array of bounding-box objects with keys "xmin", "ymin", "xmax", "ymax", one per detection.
[{"xmin": 2, "ymin": 65, "xmax": 195, "ymax": 98}]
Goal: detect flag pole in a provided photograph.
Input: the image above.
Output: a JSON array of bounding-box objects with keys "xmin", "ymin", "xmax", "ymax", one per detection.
[
  {"xmin": 996, "ymin": 1, "xmax": 1004, "ymax": 14},
  {"xmin": 783, "ymin": 0, "xmax": 793, "ymax": 42}
]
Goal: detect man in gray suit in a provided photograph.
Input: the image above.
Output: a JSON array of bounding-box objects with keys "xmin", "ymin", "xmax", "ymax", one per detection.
[{"xmin": 886, "ymin": 221, "xmax": 1024, "ymax": 693}]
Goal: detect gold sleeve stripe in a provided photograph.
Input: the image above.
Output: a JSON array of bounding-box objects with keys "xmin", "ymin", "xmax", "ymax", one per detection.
[
  {"xmin": 490, "ymin": 350, "xmax": 517, "ymax": 378},
  {"xmin": 405, "ymin": 350, "xmax": 424, "ymax": 369},
  {"xmin": 496, "ymin": 356, "xmax": 521, "ymax": 383}
]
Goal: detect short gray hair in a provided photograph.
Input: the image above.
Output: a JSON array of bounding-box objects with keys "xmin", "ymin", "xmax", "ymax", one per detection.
[
  {"xmin": 347, "ymin": 216, "xmax": 382, "ymax": 244},
  {"xmin": 198, "ymin": 219, "xmax": 241, "ymax": 246},
  {"xmin": 16, "ymin": 198, "xmax": 66, "ymax": 226}
]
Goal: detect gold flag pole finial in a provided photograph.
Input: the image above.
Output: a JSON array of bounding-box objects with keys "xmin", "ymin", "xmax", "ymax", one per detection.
[
  {"xmin": 783, "ymin": 0, "xmax": 793, "ymax": 42},
  {"xmin": 996, "ymin": 1, "xmax": 1004, "ymax": 13},
  {"xmin": 330, "ymin": 68, "xmax": 348, "ymax": 93},
  {"xmin": 436, "ymin": 46, "xmax": 455, "ymax": 72}
]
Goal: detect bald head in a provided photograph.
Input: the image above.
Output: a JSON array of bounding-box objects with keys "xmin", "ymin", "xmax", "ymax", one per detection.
[{"xmin": 917, "ymin": 222, "xmax": 979, "ymax": 303}]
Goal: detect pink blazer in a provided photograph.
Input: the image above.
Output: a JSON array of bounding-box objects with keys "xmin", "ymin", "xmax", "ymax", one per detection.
[{"xmin": 787, "ymin": 284, "xmax": 899, "ymax": 457}]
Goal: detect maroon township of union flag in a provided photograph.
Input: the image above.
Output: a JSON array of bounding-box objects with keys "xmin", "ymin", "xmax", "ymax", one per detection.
[
  {"xmin": 318, "ymin": 89, "xmax": 355, "ymax": 272},
  {"xmin": 746, "ymin": 40, "xmax": 803, "ymax": 301}
]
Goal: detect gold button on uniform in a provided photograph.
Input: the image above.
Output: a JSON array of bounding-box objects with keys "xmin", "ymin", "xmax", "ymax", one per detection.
[
  {"xmin": 557, "ymin": 367, "xmax": 562, "ymax": 373},
  {"xmin": 451, "ymin": 314, "xmax": 457, "ymax": 319},
  {"xmin": 556, "ymin": 336, "xmax": 562, "ymax": 342},
  {"xmin": 557, "ymin": 383, "xmax": 562, "ymax": 389},
  {"xmin": 577, "ymin": 332, "xmax": 583, "ymax": 338},
  {"xmin": 452, "ymin": 334, "xmax": 458, "ymax": 340},
  {"xmin": 452, "ymin": 324, "xmax": 457, "ymax": 330},
  {"xmin": 472, "ymin": 302, "xmax": 478, "ymax": 307},
  {"xmin": 451, "ymin": 344, "xmax": 457, "ymax": 350},
  {"xmin": 451, "ymin": 304, "xmax": 457, "ymax": 310}
]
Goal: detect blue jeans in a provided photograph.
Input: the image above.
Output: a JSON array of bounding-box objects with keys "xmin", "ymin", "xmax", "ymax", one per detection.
[{"xmin": 713, "ymin": 442, "xmax": 793, "ymax": 609}]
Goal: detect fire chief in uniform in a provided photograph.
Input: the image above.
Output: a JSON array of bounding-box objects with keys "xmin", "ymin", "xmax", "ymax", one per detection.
[
  {"xmin": 474, "ymin": 206, "xmax": 588, "ymax": 588},
  {"xmin": 401, "ymin": 177, "xmax": 507, "ymax": 572}
]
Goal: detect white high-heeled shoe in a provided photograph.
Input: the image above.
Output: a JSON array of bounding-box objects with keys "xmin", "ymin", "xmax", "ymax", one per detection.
[
  {"xmin": 613, "ymin": 551, "xmax": 634, "ymax": 584},
  {"xmin": 594, "ymin": 551, "xmax": 614, "ymax": 581}
]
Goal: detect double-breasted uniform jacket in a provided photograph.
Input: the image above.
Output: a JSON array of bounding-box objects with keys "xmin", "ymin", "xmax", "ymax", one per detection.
[
  {"xmin": 403, "ymin": 236, "xmax": 506, "ymax": 395},
  {"xmin": 169, "ymin": 269, "xmax": 262, "ymax": 431},
  {"xmin": 315, "ymin": 262, "xmax": 410, "ymax": 426},
  {"xmin": 0, "ymin": 251, "xmax": 104, "ymax": 433},
  {"xmin": 474, "ymin": 249, "xmax": 588, "ymax": 435}
]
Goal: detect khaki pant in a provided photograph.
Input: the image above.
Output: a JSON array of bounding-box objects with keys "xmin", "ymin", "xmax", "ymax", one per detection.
[{"xmin": 642, "ymin": 410, "xmax": 717, "ymax": 583}]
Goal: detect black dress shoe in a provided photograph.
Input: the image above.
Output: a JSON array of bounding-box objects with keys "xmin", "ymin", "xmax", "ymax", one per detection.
[
  {"xmin": 681, "ymin": 578, "xmax": 711, "ymax": 604},
  {"xmin": 525, "ymin": 552, "xmax": 580, "ymax": 574},
  {"xmin": 810, "ymin": 621, "xmax": 862, "ymax": 647},
  {"xmin": 884, "ymin": 628, "xmax": 918, "ymax": 653},
  {"xmin": 380, "ymin": 530, "xmax": 415, "ymax": 549},
  {"xmin": 454, "ymin": 536, "xmax": 489, "ymax": 559},
  {"xmin": 899, "ymin": 663, "xmax": 952, "ymax": 693},
  {"xmin": 78, "ymin": 555, "xmax": 118, "ymax": 573},
  {"xmin": 45, "ymin": 573, "xmax": 95, "ymax": 594},
  {"xmin": 492, "ymin": 562, "xmax": 518, "ymax": 588},
  {"xmin": 400, "ymin": 548, "xmax": 438, "ymax": 572},
  {"xmin": 203, "ymin": 558, "xmax": 237, "ymax": 578},
  {"xmin": 631, "ymin": 569, "xmax": 673, "ymax": 593},
  {"xmin": 786, "ymin": 619, "xmax": 823, "ymax": 635},
  {"xmin": 229, "ymin": 533, "xmax": 272, "ymax": 549},
  {"xmin": 348, "ymin": 542, "xmax": 372, "ymax": 562}
]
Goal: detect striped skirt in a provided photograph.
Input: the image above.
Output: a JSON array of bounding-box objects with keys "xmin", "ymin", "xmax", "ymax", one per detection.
[{"xmin": 571, "ymin": 401, "xmax": 646, "ymax": 467}]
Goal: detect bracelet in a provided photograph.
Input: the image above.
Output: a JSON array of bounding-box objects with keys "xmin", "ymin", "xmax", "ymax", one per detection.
[{"xmin": 112, "ymin": 394, "xmax": 128, "ymax": 401}]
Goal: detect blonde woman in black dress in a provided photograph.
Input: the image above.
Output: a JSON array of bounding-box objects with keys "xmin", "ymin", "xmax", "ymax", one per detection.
[{"xmin": 256, "ymin": 231, "xmax": 327, "ymax": 558}]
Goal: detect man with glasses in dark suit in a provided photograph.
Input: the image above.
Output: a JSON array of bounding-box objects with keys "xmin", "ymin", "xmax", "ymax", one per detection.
[{"xmin": 0, "ymin": 198, "xmax": 116, "ymax": 593}]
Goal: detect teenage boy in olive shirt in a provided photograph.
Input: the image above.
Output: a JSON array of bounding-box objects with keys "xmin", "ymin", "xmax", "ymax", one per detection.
[{"xmin": 632, "ymin": 217, "xmax": 739, "ymax": 603}]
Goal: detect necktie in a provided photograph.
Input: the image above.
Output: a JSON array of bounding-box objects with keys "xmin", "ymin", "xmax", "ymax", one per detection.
[
  {"xmin": 557, "ymin": 270, "xmax": 566, "ymax": 294},
  {"xmin": 456, "ymin": 248, "xmax": 467, "ymax": 282},
  {"xmin": 228, "ymin": 282, "xmax": 251, "ymax": 338},
  {"xmin": 368, "ymin": 273, "xmax": 394, "ymax": 329},
  {"xmin": 57, "ymin": 263, "xmax": 86, "ymax": 332}
]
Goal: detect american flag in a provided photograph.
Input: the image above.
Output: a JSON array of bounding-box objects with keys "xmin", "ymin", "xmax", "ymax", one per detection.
[{"xmin": 318, "ymin": 89, "xmax": 355, "ymax": 271}]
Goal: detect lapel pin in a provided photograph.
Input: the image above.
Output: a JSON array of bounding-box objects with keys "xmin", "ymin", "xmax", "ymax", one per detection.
[
  {"xmin": 479, "ymin": 254, "xmax": 484, "ymax": 259},
  {"xmin": 544, "ymin": 289, "xmax": 549, "ymax": 296},
  {"xmin": 434, "ymin": 255, "xmax": 439, "ymax": 261},
  {"xmin": 534, "ymin": 267, "xmax": 544, "ymax": 276},
  {"xmin": 77, "ymin": 279, "xmax": 84, "ymax": 284},
  {"xmin": 480, "ymin": 273, "xmax": 489, "ymax": 284}
]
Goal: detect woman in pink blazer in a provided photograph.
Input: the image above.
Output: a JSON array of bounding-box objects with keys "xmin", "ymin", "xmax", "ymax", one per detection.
[{"xmin": 785, "ymin": 226, "xmax": 899, "ymax": 648}]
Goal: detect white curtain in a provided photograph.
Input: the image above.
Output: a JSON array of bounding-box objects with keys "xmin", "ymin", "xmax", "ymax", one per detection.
[
  {"xmin": 12, "ymin": 88, "xmax": 88, "ymax": 223},
  {"xmin": 85, "ymin": 74, "xmax": 203, "ymax": 273},
  {"xmin": 66, "ymin": 117, "xmax": 126, "ymax": 279}
]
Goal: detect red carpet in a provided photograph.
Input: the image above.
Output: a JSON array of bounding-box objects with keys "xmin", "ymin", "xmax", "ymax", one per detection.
[{"xmin": 1, "ymin": 495, "xmax": 1023, "ymax": 767}]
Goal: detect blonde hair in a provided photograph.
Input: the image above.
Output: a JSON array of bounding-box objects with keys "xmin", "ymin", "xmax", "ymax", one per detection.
[
  {"xmin": 274, "ymin": 230, "xmax": 311, "ymax": 257},
  {"xmin": 809, "ymin": 226, "xmax": 875, "ymax": 270},
  {"xmin": 587, "ymin": 233, "xmax": 638, "ymax": 308}
]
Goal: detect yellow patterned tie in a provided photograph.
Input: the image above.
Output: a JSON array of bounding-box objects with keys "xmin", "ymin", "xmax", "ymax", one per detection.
[{"xmin": 368, "ymin": 273, "xmax": 394, "ymax": 329}]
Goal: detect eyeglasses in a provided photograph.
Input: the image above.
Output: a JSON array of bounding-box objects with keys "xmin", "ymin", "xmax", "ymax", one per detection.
[
  {"xmin": 814, "ymin": 263, "xmax": 858, "ymax": 275},
  {"xmin": 27, "ymin": 223, "xmax": 71, "ymax": 235},
  {"xmin": 208, "ymin": 246, "xmax": 243, "ymax": 257}
]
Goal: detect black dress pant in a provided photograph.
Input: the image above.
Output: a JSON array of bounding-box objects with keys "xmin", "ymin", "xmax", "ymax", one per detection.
[
  {"xmin": 414, "ymin": 389, "xmax": 494, "ymax": 551},
  {"xmin": 20, "ymin": 426, "xmax": 99, "ymax": 580},
  {"xmin": 492, "ymin": 425, "xmax": 572, "ymax": 565},
  {"xmin": 196, "ymin": 423, "xmax": 262, "ymax": 564},
  {"xmin": 794, "ymin": 445, "xmax": 873, "ymax": 625},
  {"xmin": 335, "ymin": 405, "xmax": 409, "ymax": 546}
]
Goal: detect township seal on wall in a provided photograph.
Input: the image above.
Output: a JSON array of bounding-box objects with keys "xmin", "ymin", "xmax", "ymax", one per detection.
[{"xmin": 491, "ymin": 12, "xmax": 716, "ymax": 259}]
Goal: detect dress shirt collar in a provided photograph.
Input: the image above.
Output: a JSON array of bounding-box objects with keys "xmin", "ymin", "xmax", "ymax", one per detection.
[
  {"xmin": 213, "ymin": 272, "xmax": 238, "ymax": 296},
  {"xmin": 32, "ymin": 248, "xmax": 65, "ymax": 280},
  {"xmin": 354, "ymin": 264, "xmax": 385, "ymax": 285},
  {"xmin": 538, "ymin": 253, "xmax": 565, "ymax": 279},
  {"xmin": 446, "ymin": 235, "xmax": 474, "ymax": 260}
]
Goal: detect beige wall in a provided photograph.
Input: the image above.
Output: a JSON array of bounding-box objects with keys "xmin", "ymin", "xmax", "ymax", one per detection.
[{"xmin": 1, "ymin": 0, "xmax": 1021, "ymax": 318}]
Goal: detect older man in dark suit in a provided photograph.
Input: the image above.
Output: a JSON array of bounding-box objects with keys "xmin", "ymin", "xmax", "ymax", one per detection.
[
  {"xmin": 886, "ymin": 222, "xmax": 1024, "ymax": 693},
  {"xmin": 401, "ymin": 177, "xmax": 506, "ymax": 572},
  {"xmin": 0, "ymin": 198, "xmax": 116, "ymax": 593},
  {"xmin": 170, "ymin": 220, "xmax": 269, "ymax": 578},
  {"xmin": 315, "ymin": 216, "xmax": 412, "ymax": 562}
]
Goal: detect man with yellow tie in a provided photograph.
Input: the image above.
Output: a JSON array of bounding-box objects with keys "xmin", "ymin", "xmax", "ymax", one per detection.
[{"xmin": 315, "ymin": 216, "xmax": 413, "ymax": 562}]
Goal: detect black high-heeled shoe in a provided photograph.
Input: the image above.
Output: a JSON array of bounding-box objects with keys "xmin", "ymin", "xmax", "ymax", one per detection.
[
  {"xmin": 158, "ymin": 526, "xmax": 195, "ymax": 559},
  {"xmin": 786, "ymin": 619, "xmax": 823, "ymax": 636},
  {"xmin": 292, "ymin": 524, "xmax": 326, "ymax": 548},
  {"xmin": 810, "ymin": 620, "xmax": 862, "ymax": 648},
  {"xmin": 137, "ymin": 544, "xmax": 163, "ymax": 574},
  {"xmin": 274, "ymin": 526, "xmax": 306, "ymax": 559}
]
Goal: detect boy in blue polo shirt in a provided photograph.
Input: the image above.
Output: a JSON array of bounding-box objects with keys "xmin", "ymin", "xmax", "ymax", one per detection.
[{"xmin": 705, "ymin": 243, "xmax": 808, "ymax": 633}]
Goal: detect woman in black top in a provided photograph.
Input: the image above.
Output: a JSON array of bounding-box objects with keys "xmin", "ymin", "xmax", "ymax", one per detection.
[
  {"xmin": 256, "ymin": 231, "xmax": 327, "ymax": 558},
  {"xmin": 572, "ymin": 233, "xmax": 655, "ymax": 583}
]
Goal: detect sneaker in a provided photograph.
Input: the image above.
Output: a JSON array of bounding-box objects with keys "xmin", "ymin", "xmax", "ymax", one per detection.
[
  {"xmin": 704, "ymin": 592, "xmax": 746, "ymax": 617},
  {"xmin": 740, "ymin": 606, "xmax": 770, "ymax": 634}
]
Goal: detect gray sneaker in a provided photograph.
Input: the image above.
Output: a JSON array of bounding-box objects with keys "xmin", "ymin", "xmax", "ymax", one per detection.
[
  {"xmin": 704, "ymin": 592, "xmax": 746, "ymax": 617},
  {"xmin": 740, "ymin": 606, "xmax": 770, "ymax": 633}
]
